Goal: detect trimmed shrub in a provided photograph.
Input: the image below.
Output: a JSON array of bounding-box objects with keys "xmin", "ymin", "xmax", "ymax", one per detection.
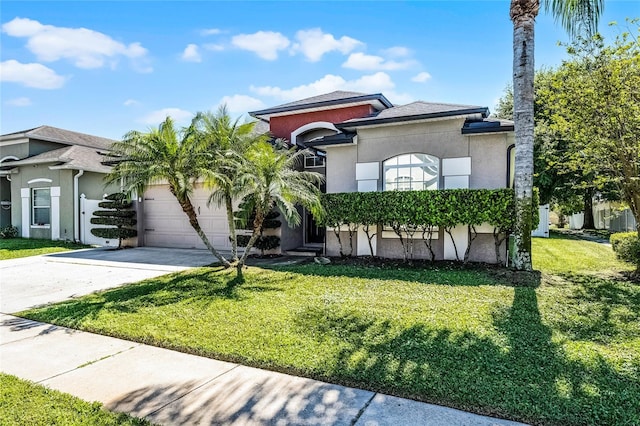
[
  {"xmin": 610, "ymin": 232, "xmax": 640, "ymax": 270},
  {"xmin": 0, "ymin": 225, "xmax": 19, "ymax": 239},
  {"xmin": 320, "ymin": 189, "xmax": 520, "ymax": 263},
  {"xmin": 236, "ymin": 235, "xmax": 281, "ymax": 251},
  {"xmin": 90, "ymin": 193, "xmax": 137, "ymax": 248}
]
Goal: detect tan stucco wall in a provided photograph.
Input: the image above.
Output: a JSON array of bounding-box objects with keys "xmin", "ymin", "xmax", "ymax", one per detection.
[
  {"xmin": 469, "ymin": 133, "xmax": 513, "ymax": 189},
  {"xmin": 10, "ymin": 164, "xmax": 73, "ymax": 239},
  {"xmin": 78, "ymin": 172, "xmax": 113, "ymax": 200},
  {"xmin": 325, "ymin": 145, "xmax": 357, "ymax": 193},
  {"xmin": 10, "ymin": 165, "xmax": 114, "ymax": 240},
  {"xmin": 322, "ymin": 118, "xmax": 511, "ymax": 263},
  {"xmin": 0, "ymin": 141, "xmax": 30, "ymax": 160}
]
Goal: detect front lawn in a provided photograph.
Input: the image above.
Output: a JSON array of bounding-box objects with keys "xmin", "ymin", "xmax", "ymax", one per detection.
[
  {"xmin": 0, "ymin": 238, "xmax": 90, "ymax": 260},
  {"xmin": 20, "ymin": 235, "xmax": 640, "ymax": 425},
  {"xmin": 0, "ymin": 374, "xmax": 150, "ymax": 425}
]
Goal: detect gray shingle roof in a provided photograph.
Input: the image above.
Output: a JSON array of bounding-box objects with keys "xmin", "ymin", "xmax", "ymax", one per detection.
[
  {"xmin": 4, "ymin": 145, "xmax": 111, "ymax": 173},
  {"xmin": 1, "ymin": 125, "xmax": 116, "ymax": 149},
  {"xmin": 268, "ymin": 91, "xmax": 368, "ymax": 110},
  {"xmin": 341, "ymin": 101, "xmax": 486, "ymax": 124},
  {"xmin": 249, "ymin": 91, "xmax": 393, "ymax": 118}
]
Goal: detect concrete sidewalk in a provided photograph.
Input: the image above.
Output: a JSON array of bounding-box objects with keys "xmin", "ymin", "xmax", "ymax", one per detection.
[{"xmin": 1, "ymin": 314, "xmax": 526, "ymax": 426}]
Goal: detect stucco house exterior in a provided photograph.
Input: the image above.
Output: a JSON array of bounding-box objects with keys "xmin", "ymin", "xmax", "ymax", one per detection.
[
  {"xmin": 249, "ymin": 91, "xmax": 516, "ymax": 262},
  {"xmin": 0, "ymin": 126, "xmax": 120, "ymax": 244}
]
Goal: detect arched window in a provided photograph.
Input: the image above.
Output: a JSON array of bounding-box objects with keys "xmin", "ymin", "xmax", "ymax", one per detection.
[{"xmin": 383, "ymin": 153, "xmax": 439, "ymax": 191}]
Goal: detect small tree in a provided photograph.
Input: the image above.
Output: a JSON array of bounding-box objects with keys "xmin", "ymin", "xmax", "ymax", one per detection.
[{"xmin": 90, "ymin": 193, "xmax": 137, "ymax": 248}]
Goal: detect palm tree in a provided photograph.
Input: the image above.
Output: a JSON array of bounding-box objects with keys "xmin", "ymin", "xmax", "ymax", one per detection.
[
  {"xmin": 510, "ymin": 0, "xmax": 603, "ymax": 270},
  {"xmin": 235, "ymin": 141, "xmax": 325, "ymax": 278},
  {"xmin": 193, "ymin": 106, "xmax": 268, "ymax": 262},
  {"xmin": 105, "ymin": 116, "xmax": 231, "ymax": 267}
]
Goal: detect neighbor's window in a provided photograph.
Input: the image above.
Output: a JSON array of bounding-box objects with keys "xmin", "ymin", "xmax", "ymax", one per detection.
[
  {"xmin": 384, "ymin": 153, "xmax": 439, "ymax": 191},
  {"xmin": 32, "ymin": 188, "xmax": 50, "ymax": 226}
]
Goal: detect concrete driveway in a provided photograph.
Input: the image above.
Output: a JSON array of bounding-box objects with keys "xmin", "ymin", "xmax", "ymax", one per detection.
[{"xmin": 0, "ymin": 247, "xmax": 216, "ymax": 314}]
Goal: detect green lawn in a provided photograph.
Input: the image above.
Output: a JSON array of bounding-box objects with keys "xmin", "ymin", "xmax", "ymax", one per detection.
[
  {"xmin": 0, "ymin": 238, "xmax": 90, "ymax": 260},
  {"xmin": 20, "ymin": 234, "xmax": 640, "ymax": 425},
  {"xmin": 0, "ymin": 374, "xmax": 151, "ymax": 425}
]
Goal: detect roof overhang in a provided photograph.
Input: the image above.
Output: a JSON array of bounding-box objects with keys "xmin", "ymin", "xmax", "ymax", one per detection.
[
  {"xmin": 462, "ymin": 118, "xmax": 514, "ymax": 135},
  {"xmin": 249, "ymin": 93, "xmax": 393, "ymax": 121},
  {"xmin": 305, "ymin": 132, "xmax": 357, "ymax": 149},
  {"xmin": 336, "ymin": 108, "xmax": 489, "ymax": 131}
]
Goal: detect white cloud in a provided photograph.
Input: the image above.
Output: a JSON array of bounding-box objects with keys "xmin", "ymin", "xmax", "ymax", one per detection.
[
  {"xmin": 382, "ymin": 46, "xmax": 411, "ymax": 58},
  {"xmin": 412, "ymin": 71, "xmax": 432, "ymax": 83},
  {"xmin": 123, "ymin": 99, "xmax": 140, "ymax": 107},
  {"xmin": 203, "ymin": 43, "xmax": 224, "ymax": 51},
  {"xmin": 219, "ymin": 94, "xmax": 265, "ymax": 113},
  {"xmin": 5, "ymin": 97, "xmax": 32, "ymax": 107},
  {"xmin": 0, "ymin": 59, "xmax": 65, "ymax": 89},
  {"xmin": 181, "ymin": 44, "xmax": 201, "ymax": 62},
  {"xmin": 231, "ymin": 31, "xmax": 290, "ymax": 60},
  {"xmin": 139, "ymin": 108, "xmax": 192, "ymax": 125},
  {"xmin": 252, "ymin": 72, "xmax": 397, "ymax": 102},
  {"xmin": 292, "ymin": 28, "xmax": 362, "ymax": 62},
  {"xmin": 2, "ymin": 17, "xmax": 151, "ymax": 71},
  {"xmin": 200, "ymin": 28, "xmax": 222, "ymax": 36},
  {"xmin": 342, "ymin": 52, "xmax": 415, "ymax": 71}
]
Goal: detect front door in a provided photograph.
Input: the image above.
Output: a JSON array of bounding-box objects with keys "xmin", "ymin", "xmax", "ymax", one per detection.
[{"xmin": 305, "ymin": 210, "xmax": 325, "ymax": 244}]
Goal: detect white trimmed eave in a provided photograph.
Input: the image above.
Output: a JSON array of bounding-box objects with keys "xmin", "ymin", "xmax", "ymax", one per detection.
[{"xmin": 338, "ymin": 112, "xmax": 484, "ymax": 132}]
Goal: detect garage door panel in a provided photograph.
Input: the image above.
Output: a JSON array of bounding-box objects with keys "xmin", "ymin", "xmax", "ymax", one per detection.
[{"xmin": 143, "ymin": 184, "xmax": 230, "ymax": 249}]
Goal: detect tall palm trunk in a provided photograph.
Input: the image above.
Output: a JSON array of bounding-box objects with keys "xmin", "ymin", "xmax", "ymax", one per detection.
[
  {"xmin": 510, "ymin": 0, "xmax": 539, "ymax": 271},
  {"xmin": 169, "ymin": 185, "xmax": 231, "ymax": 267},
  {"xmin": 236, "ymin": 209, "xmax": 266, "ymax": 277},
  {"xmin": 225, "ymin": 196, "xmax": 239, "ymax": 262}
]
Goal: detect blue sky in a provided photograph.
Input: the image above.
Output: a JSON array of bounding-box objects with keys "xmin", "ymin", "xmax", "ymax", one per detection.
[{"xmin": 1, "ymin": 1, "xmax": 637, "ymax": 140}]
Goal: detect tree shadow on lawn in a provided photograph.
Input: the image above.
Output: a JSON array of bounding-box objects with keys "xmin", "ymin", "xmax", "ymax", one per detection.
[
  {"xmin": 547, "ymin": 272, "xmax": 640, "ymax": 344},
  {"xmin": 21, "ymin": 267, "xmax": 283, "ymax": 325},
  {"xmin": 294, "ymin": 287, "xmax": 640, "ymax": 425},
  {"xmin": 269, "ymin": 262, "xmax": 540, "ymax": 288}
]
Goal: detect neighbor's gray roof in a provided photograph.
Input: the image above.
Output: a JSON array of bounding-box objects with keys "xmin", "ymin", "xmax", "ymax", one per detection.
[
  {"xmin": 250, "ymin": 120, "xmax": 270, "ymax": 136},
  {"xmin": 249, "ymin": 91, "xmax": 393, "ymax": 118},
  {"xmin": 0, "ymin": 125, "xmax": 116, "ymax": 150},
  {"xmin": 337, "ymin": 101, "xmax": 489, "ymax": 128},
  {"xmin": 3, "ymin": 145, "xmax": 112, "ymax": 173}
]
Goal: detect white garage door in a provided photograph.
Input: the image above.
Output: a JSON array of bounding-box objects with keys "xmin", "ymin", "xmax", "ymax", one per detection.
[{"xmin": 142, "ymin": 184, "xmax": 231, "ymax": 249}]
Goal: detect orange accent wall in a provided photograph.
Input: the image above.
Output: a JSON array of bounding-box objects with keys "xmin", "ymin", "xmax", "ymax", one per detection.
[{"xmin": 269, "ymin": 104, "xmax": 374, "ymax": 139}]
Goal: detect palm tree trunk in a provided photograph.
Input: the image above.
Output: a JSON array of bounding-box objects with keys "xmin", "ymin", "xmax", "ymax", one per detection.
[
  {"xmin": 236, "ymin": 210, "xmax": 265, "ymax": 275},
  {"xmin": 170, "ymin": 186, "xmax": 231, "ymax": 267},
  {"xmin": 225, "ymin": 196, "xmax": 239, "ymax": 262},
  {"xmin": 511, "ymin": 0, "xmax": 539, "ymax": 271}
]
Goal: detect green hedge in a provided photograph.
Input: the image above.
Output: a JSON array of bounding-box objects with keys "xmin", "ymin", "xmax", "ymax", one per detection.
[
  {"xmin": 320, "ymin": 189, "xmax": 532, "ymax": 263},
  {"xmin": 610, "ymin": 232, "xmax": 640, "ymax": 271}
]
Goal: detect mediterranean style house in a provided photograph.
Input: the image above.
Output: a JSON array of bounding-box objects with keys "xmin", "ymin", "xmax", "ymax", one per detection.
[
  {"xmin": 248, "ymin": 91, "xmax": 515, "ymax": 262},
  {"xmin": 0, "ymin": 126, "xmax": 120, "ymax": 245},
  {"xmin": 1, "ymin": 91, "xmax": 516, "ymax": 262}
]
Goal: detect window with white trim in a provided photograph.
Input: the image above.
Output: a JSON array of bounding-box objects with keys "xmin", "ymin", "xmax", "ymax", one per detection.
[
  {"xmin": 32, "ymin": 188, "xmax": 50, "ymax": 226},
  {"xmin": 304, "ymin": 151, "xmax": 325, "ymax": 168},
  {"xmin": 383, "ymin": 153, "xmax": 439, "ymax": 191}
]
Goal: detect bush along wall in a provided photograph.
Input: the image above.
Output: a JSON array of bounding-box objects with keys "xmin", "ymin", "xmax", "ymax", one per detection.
[
  {"xmin": 234, "ymin": 201, "xmax": 281, "ymax": 256},
  {"xmin": 610, "ymin": 231, "xmax": 640, "ymax": 274},
  {"xmin": 90, "ymin": 193, "xmax": 137, "ymax": 248},
  {"xmin": 320, "ymin": 189, "xmax": 532, "ymax": 264}
]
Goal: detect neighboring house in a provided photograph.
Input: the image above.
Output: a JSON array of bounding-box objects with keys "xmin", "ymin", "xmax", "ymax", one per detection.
[
  {"xmin": 136, "ymin": 91, "xmax": 515, "ymax": 262},
  {"xmin": 569, "ymin": 201, "xmax": 637, "ymax": 233},
  {"xmin": 0, "ymin": 126, "xmax": 121, "ymax": 244}
]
